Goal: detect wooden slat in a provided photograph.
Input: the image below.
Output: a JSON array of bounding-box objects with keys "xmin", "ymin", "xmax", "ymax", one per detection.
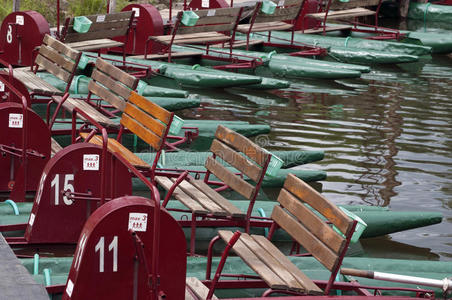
[
  {"xmin": 219, "ymin": 230, "xmax": 287, "ymax": 290},
  {"xmin": 88, "ymin": 80, "xmax": 126, "ymax": 112},
  {"xmin": 252, "ymin": 234, "xmax": 323, "ymax": 295},
  {"xmin": 307, "ymin": 7, "xmax": 375, "ymax": 20},
  {"xmin": 155, "ymin": 176, "xmax": 208, "ymax": 214},
  {"xmin": 95, "ymin": 58, "xmax": 137, "ymax": 89},
  {"xmin": 297, "ymin": 25, "xmax": 352, "ymax": 34},
  {"xmin": 277, "ymin": 189, "xmax": 345, "ymax": 254},
  {"xmin": 283, "ymin": 174, "xmax": 353, "ymax": 236},
  {"xmin": 35, "ymin": 55, "xmax": 71, "ymax": 83},
  {"xmin": 185, "ymin": 288, "xmax": 196, "ymax": 300},
  {"xmin": 65, "ymin": 28, "xmax": 129, "ymax": 43},
  {"xmin": 187, "ymin": 7, "xmax": 242, "ymax": 18},
  {"xmin": 43, "ymin": 34, "xmax": 80, "ymax": 61},
  {"xmin": 210, "ymin": 139, "xmax": 262, "ymax": 183},
  {"xmin": 205, "ymin": 156, "xmax": 255, "ymax": 200},
  {"xmin": 255, "ymin": 6, "xmax": 302, "ymax": 23},
  {"xmin": 80, "ymin": 133, "xmax": 149, "ymax": 168},
  {"xmin": 129, "ymin": 51, "xmax": 202, "ymax": 60},
  {"xmin": 239, "ymin": 233, "xmax": 305, "ymax": 291},
  {"xmin": 51, "ymin": 138, "xmax": 63, "ymax": 156},
  {"xmin": 267, "ymin": 0, "xmax": 303, "ymax": 6},
  {"xmin": 189, "ymin": 180, "xmax": 245, "ymax": 218},
  {"xmin": 120, "ymin": 114, "xmax": 162, "ymax": 151},
  {"xmin": 13, "ymin": 69, "xmax": 63, "ymax": 95},
  {"xmin": 52, "ymin": 95, "xmax": 118, "ymax": 128},
  {"xmin": 237, "ymin": 21, "xmax": 293, "ymax": 33},
  {"xmin": 174, "ymin": 180, "xmax": 227, "ymax": 216},
  {"xmin": 271, "ymin": 205, "xmax": 338, "ymax": 271},
  {"xmin": 330, "ymin": 0, "xmax": 381, "ymax": 9},
  {"xmin": 39, "ymin": 45, "xmax": 76, "ymax": 73},
  {"xmin": 128, "ymin": 92, "xmax": 172, "ymax": 125},
  {"xmin": 124, "ymin": 103, "xmax": 166, "ymax": 137},
  {"xmin": 91, "ymin": 68, "xmax": 131, "ymax": 103},
  {"xmin": 177, "ymin": 24, "xmax": 235, "ymax": 35},
  {"xmin": 68, "ymin": 39, "xmax": 123, "ymax": 51},
  {"xmin": 186, "ymin": 277, "xmax": 218, "ymax": 300},
  {"xmin": 215, "ymin": 125, "xmax": 270, "ymax": 166}
]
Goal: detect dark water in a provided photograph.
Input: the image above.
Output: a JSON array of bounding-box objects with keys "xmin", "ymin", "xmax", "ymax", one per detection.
[{"xmin": 178, "ymin": 53, "xmax": 452, "ymax": 261}]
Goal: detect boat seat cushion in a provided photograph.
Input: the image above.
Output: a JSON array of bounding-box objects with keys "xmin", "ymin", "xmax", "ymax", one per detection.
[
  {"xmin": 79, "ymin": 133, "xmax": 150, "ymax": 169},
  {"xmin": 218, "ymin": 230, "xmax": 323, "ymax": 294},
  {"xmin": 155, "ymin": 176, "xmax": 246, "ymax": 218}
]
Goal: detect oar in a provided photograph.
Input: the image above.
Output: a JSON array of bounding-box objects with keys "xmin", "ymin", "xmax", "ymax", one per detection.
[{"xmin": 341, "ymin": 268, "xmax": 452, "ymax": 293}]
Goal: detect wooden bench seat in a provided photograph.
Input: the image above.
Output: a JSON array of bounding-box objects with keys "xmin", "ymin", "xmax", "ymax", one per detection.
[
  {"xmin": 237, "ymin": 21, "xmax": 294, "ymax": 33},
  {"xmin": 209, "ymin": 173, "xmax": 357, "ymax": 296},
  {"xmin": 65, "ymin": 38, "xmax": 123, "ymax": 51},
  {"xmin": 185, "ymin": 277, "xmax": 218, "ymax": 300},
  {"xmin": 13, "ymin": 68, "xmax": 63, "ymax": 96},
  {"xmin": 307, "ymin": 7, "xmax": 376, "ymax": 20},
  {"xmin": 298, "ymin": 24, "xmax": 352, "ymax": 34}
]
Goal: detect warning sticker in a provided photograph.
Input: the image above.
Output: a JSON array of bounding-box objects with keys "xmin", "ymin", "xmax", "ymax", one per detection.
[
  {"xmin": 16, "ymin": 15, "xmax": 24, "ymax": 25},
  {"xmin": 96, "ymin": 15, "xmax": 105, "ymax": 22},
  {"xmin": 128, "ymin": 213, "xmax": 148, "ymax": 232},
  {"xmin": 202, "ymin": 0, "xmax": 209, "ymax": 8},
  {"xmin": 132, "ymin": 7, "xmax": 140, "ymax": 17},
  {"xmin": 9, "ymin": 113, "xmax": 23, "ymax": 128},
  {"xmin": 83, "ymin": 154, "xmax": 99, "ymax": 170},
  {"xmin": 66, "ymin": 279, "xmax": 74, "ymax": 297}
]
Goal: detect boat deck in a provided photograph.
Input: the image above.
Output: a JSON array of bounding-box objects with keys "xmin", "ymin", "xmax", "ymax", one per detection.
[{"xmin": 0, "ymin": 234, "xmax": 49, "ymax": 299}]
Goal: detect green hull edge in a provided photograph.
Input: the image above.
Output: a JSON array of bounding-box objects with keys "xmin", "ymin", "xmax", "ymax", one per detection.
[
  {"xmin": 136, "ymin": 149, "xmax": 324, "ymax": 169},
  {"xmin": 408, "ymin": 3, "xmax": 452, "ymax": 23},
  {"xmin": 21, "ymin": 256, "xmax": 451, "ymax": 297}
]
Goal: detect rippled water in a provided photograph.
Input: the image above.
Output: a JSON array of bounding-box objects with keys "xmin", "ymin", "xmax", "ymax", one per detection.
[{"xmin": 179, "ymin": 53, "xmax": 452, "ymax": 261}]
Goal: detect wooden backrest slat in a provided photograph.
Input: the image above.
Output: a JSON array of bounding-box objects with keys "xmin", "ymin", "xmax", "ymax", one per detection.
[
  {"xmin": 269, "ymin": 0, "xmax": 303, "ymax": 6},
  {"xmin": 283, "ymin": 174, "xmax": 353, "ymax": 235},
  {"xmin": 88, "ymin": 80, "xmax": 126, "ymax": 112},
  {"xmin": 95, "ymin": 58, "xmax": 137, "ymax": 89},
  {"xmin": 123, "ymin": 103, "xmax": 166, "ymax": 138},
  {"xmin": 177, "ymin": 24, "xmax": 236, "ymax": 35},
  {"xmin": 255, "ymin": 8, "xmax": 301, "ymax": 23},
  {"xmin": 271, "ymin": 205, "xmax": 338, "ymax": 271},
  {"xmin": 210, "ymin": 139, "xmax": 263, "ymax": 183},
  {"xmin": 329, "ymin": 0, "xmax": 380, "ymax": 9},
  {"xmin": 120, "ymin": 114, "xmax": 162, "ymax": 150},
  {"xmin": 38, "ymin": 45, "xmax": 77, "ymax": 73},
  {"xmin": 205, "ymin": 156, "xmax": 255, "ymax": 200},
  {"xmin": 91, "ymin": 69, "xmax": 132, "ymax": 102},
  {"xmin": 42, "ymin": 34, "xmax": 80, "ymax": 61},
  {"xmin": 215, "ymin": 125, "xmax": 270, "ymax": 166},
  {"xmin": 128, "ymin": 91, "xmax": 172, "ymax": 125},
  {"xmin": 63, "ymin": 11, "xmax": 133, "ymax": 42},
  {"xmin": 35, "ymin": 55, "xmax": 71, "ymax": 83},
  {"xmin": 277, "ymin": 189, "xmax": 345, "ymax": 254}
]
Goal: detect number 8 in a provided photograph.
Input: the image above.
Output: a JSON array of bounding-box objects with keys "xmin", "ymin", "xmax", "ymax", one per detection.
[{"xmin": 6, "ymin": 25, "xmax": 13, "ymax": 44}]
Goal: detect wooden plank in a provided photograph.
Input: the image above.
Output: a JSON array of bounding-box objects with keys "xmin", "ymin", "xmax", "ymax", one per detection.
[
  {"xmin": 120, "ymin": 114, "xmax": 162, "ymax": 151},
  {"xmin": 252, "ymin": 234, "xmax": 323, "ymax": 295},
  {"xmin": 297, "ymin": 25, "xmax": 352, "ymax": 34},
  {"xmin": 267, "ymin": 0, "xmax": 303, "ymax": 6},
  {"xmin": 95, "ymin": 58, "xmax": 137, "ymax": 89},
  {"xmin": 185, "ymin": 288, "xmax": 196, "ymax": 300},
  {"xmin": 128, "ymin": 92, "xmax": 172, "ymax": 125},
  {"xmin": 210, "ymin": 139, "xmax": 262, "ymax": 183},
  {"xmin": 35, "ymin": 55, "xmax": 71, "ymax": 83},
  {"xmin": 68, "ymin": 40, "xmax": 123, "ymax": 51},
  {"xmin": 39, "ymin": 45, "xmax": 76, "ymax": 73},
  {"xmin": 124, "ymin": 103, "xmax": 166, "ymax": 137},
  {"xmin": 155, "ymin": 176, "xmax": 208, "ymax": 214},
  {"xmin": 91, "ymin": 68, "xmax": 131, "ymax": 102},
  {"xmin": 13, "ymin": 69, "xmax": 63, "ymax": 95},
  {"xmin": 177, "ymin": 24, "xmax": 235, "ymax": 35},
  {"xmin": 277, "ymin": 189, "xmax": 345, "ymax": 254},
  {"xmin": 237, "ymin": 21, "xmax": 293, "ymax": 33},
  {"xmin": 174, "ymin": 180, "xmax": 227, "ymax": 216},
  {"xmin": 239, "ymin": 233, "xmax": 305, "ymax": 291},
  {"xmin": 329, "ymin": 0, "xmax": 381, "ymax": 10},
  {"xmin": 43, "ymin": 34, "xmax": 80, "ymax": 61},
  {"xmin": 88, "ymin": 80, "xmax": 126, "ymax": 112},
  {"xmin": 205, "ymin": 156, "xmax": 255, "ymax": 200},
  {"xmin": 80, "ymin": 133, "xmax": 150, "ymax": 168},
  {"xmin": 215, "ymin": 125, "xmax": 270, "ymax": 166},
  {"xmin": 271, "ymin": 205, "xmax": 338, "ymax": 271},
  {"xmin": 255, "ymin": 6, "xmax": 302, "ymax": 23},
  {"xmin": 65, "ymin": 28, "xmax": 129, "ymax": 43},
  {"xmin": 52, "ymin": 95, "xmax": 118, "ymax": 128},
  {"xmin": 190, "ymin": 180, "xmax": 245, "ymax": 218},
  {"xmin": 51, "ymin": 137, "xmax": 63, "ymax": 156},
  {"xmin": 187, "ymin": 7, "xmax": 242, "ymax": 18},
  {"xmin": 219, "ymin": 230, "xmax": 287, "ymax": 289},
  {"xmin": 307, "ymin": 7, "xmax": 375, "ymax": 20},
  {"xmin": 186, "ymin": 277, "xmax": 218, "ymax": 300},
  {"xmin": 283, "ymin": 174, "xmax": 353, "ymax": 236},
  {"xmin": 129, "ymin": 51, "xmax": 202, "ymax": 60}
]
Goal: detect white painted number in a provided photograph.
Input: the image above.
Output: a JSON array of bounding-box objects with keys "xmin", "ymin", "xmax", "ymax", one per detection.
[
  {"xmin": 50, "ymin": 174, "xmax": 74, "ymax": 205},
  {"xmin": 6, "ymin": 25, "xmax": 12, "ymax": 44},
  {"xmin": 95, "ymin": 236, "xmax": 118, "ymax": 273}
]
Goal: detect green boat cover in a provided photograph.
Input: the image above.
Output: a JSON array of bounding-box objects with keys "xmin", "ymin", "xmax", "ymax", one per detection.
[
  {"xmin": 35, "ymin": 72, "xmax": 188, "ymax": 98},
  {"xmin": 408, "ymin": 3, "xmax": 452, "ymax": 23},
  {"xmin": 21, "ymin": 256, "xmax": 451, "ymax": 297},
  {"xmin": 405, "ymin": 31, "xmax": 452, "ymax": 54},
  {"xmin": 174, "ymin": 45, "xmax": 364, "ymax": 79},
  {"xmin": 83, "ymin": 53, "xmax": 290, "ymax": 89},
  {"xmin": 135, "ymin": 150, "xmax": 324, "ymax": 168},
  {"xmin": 269, "ymin": 31, "xmax": 432, "ymax": 57}
]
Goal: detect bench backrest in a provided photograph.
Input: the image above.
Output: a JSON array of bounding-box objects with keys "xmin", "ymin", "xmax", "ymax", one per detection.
[
  {"xmin": 35, "ymin": 34, "xmax": 81, "ymax": 89},
  {"xmin": 121, "ymin": 91, "xmax": 174, "ymax": 154},
  {"xmin": 205, "ymin": 125, "xmax": 271, "ymax": 201},
  {"xmin": 329, "ymin": 0, "xmax": 381, "ymax": 9},
  {"xmin": 271, "ymin": 173, "xmax": 355, "ymax": 289},
  {"xmin": 253, "ymin": 0, "xmax": 304, "ymax": 24},
  {"xmin": 88, "ymin": 58, "xmax": 138, "ymax": 111},
  {"xmin": 174, "ymin": 7, "xmax": 243, "ymax": 35},
  {"xmin": 62, "ymin": 11, "xmax": 134, "ymax": 43}
]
